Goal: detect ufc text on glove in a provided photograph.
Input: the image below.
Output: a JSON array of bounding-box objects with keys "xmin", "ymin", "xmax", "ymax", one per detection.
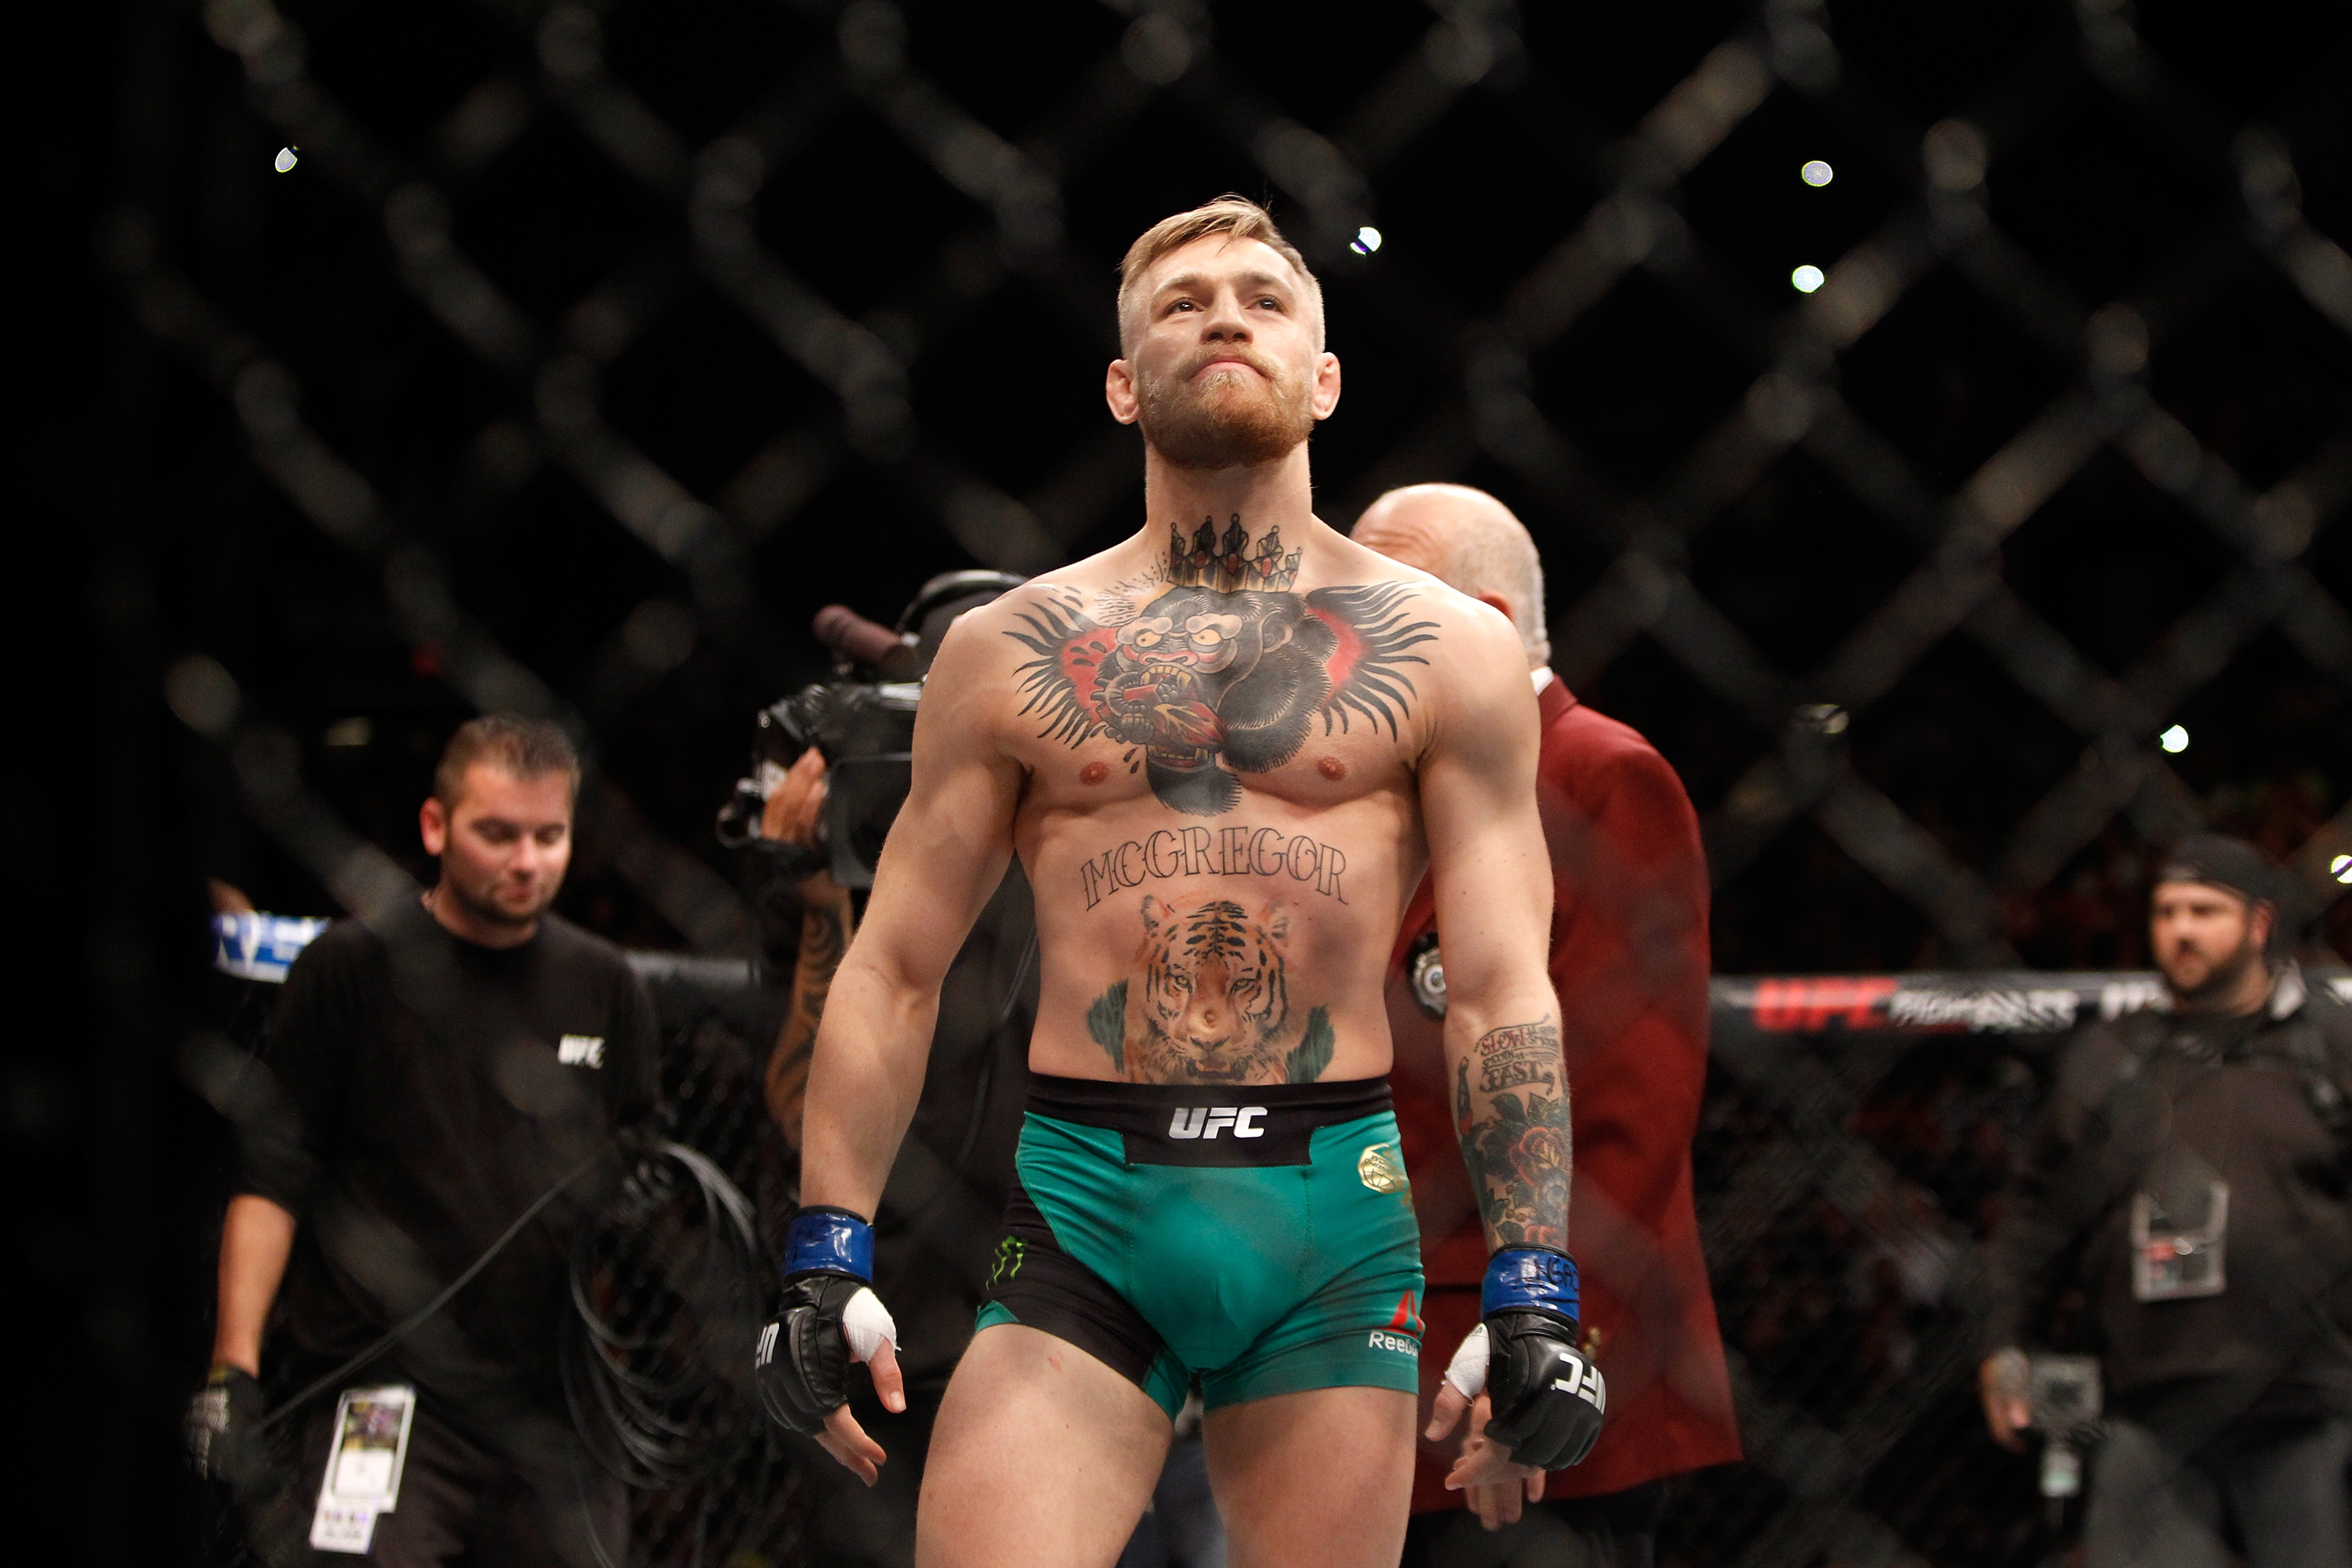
[{"xmin": 1458, "ymin": 1246, "xmax": 1606, "ymax": 1470}]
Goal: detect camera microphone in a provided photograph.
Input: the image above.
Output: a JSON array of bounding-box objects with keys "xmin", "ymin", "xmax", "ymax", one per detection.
[{"xmin": 813, "ymin": 604, "xmax": 919, "ymax": 675}]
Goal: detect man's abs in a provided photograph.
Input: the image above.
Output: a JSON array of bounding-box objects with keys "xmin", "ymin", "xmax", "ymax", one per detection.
[
  {"xmin": 970, "ymin": 537, "xmax": 1467, "ymax": 1086},
  {"xmin": 1018, "ymin": 782, "xmax": 1422, "ymax": 1086}
]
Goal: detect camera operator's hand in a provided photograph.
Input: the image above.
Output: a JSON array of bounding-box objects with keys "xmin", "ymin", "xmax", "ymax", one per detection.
[
  {"xmin": 755, "ymin": 1208, "xmax": 906, "ymax": 1486},
  {"xmin": 761, "ymin": 749, "xmax": 835, "ymax": 891},
  {"xmin": 1979, "ymin": 1348, "xmax": 2031, "ymax": 1452},
  {"xmin": 186, "ymin": 1363, "xmax": 267, "ymax": 1483}
]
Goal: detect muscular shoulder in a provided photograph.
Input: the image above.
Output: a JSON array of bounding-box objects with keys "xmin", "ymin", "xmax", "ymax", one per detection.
[{"xmin": 1294, "ymin": 542, "xmax": 1526, "ymax": 724}]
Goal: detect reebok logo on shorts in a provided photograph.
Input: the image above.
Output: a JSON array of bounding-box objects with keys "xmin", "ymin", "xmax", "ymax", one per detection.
[
  {"xmin": 1366, "ymin": 1330, "xmax": 1418, "ymax": 1356},
  {"xmin": 557, "ymin": 1034, "xmax": 604, "ymax": 1068},
  {"xmin": 1167, "ymin": 1105, "xmax": 1266, "ymax": 1139}
]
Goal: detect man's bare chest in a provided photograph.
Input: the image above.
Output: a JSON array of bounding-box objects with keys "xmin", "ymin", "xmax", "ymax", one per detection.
[{"xmin": 995, "ymin": 557, "xmax": 1442, "ymax": 820}]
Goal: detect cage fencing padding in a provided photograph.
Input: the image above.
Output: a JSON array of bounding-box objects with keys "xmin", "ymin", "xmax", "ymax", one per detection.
[{"xmin": 118, "ymin": 0, "xmax": 2352, "ymax": 1563}]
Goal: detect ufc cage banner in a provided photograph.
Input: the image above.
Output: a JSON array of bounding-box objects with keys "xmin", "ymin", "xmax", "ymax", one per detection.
[
  {"xmin": 216, "ymin": 908, "xmax": 2350, "ymax": 1041},
  {"xmin": 1712, "ymin": 971, "xmax": 2352, "ymax": 1037}
]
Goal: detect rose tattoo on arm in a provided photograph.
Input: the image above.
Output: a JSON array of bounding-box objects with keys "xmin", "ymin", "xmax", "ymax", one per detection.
[{"xmin": 1456, "ymin": 1017, "xmax": 1570, "ymax": 1250}]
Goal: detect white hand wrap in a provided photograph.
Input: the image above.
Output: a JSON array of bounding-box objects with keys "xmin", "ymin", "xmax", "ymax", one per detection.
[
  {"xmin": 843, "ymin": 1286, "xmax": 900, "ymax": 1364},
  {"xmin": 1444, "ymin": 1322, "xmax": 1490, "ymax": 1399}
]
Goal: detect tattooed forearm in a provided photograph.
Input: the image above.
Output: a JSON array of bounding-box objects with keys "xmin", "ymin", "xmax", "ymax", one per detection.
[
  {"xmin": 1455, "ymin": 1016, "xmax": 1570, "ymax": 1251},
  {"xmin": 765, "ymin": 888, "xmax": 855, "ymax": 1149}
]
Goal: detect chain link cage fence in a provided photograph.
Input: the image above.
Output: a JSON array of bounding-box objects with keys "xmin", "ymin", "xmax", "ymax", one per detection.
[{"xmin": 50, "ymin": 0, "xmax": 2352, "ymax": 1563}]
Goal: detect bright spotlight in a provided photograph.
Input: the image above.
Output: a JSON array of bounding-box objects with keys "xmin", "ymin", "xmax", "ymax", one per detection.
[
  {"xmin": 274, "ymin": 147, "xmax": 299, "ymax": 173},
  {"xmin": 1800, "ymin": 159, "xmax": 1834, "ymax": 187},
  {"xmin": 2158, "ymin": 724, "xmax": 2189, "ymax": 753},
  {"xmin": 1351, "ymin": 226, "xmax": 1383, "ymax": 255},
  {"xmin": 1791, "ymin": 264, "xmax": 1825, "ymax": 293},
  {"xmin": 2332, "ymin": 854, "xmax": 2352, "ymax": 884}
]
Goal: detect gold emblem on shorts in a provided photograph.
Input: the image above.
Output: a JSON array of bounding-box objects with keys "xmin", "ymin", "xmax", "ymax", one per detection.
[{"xmin": 1358, "ymin": 1141, "xmax": 1407, "ymax": 1194}]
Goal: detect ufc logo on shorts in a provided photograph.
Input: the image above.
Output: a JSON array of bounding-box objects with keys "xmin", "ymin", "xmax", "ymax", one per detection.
[{"xmin": 1167, "ymin": 1105, "xmax": 1267, "ymax": 1139}]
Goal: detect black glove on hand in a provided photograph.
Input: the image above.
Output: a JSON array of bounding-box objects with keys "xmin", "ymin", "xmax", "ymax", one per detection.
[
  {"xmin": 1483, "ymin": 1308, "xmax": 1606, "ymax": 1468},
  {"xmin": 1478, "ymin": 1247, "xmax": 1606, "ymax": 1469},
  {"xmin": 753, "ymin": 1207, "xmax": 897, "ymax": 1438},
  {"xmin": 186, "ymin": 1365, "xmax": 267, "ymax": 1483}
]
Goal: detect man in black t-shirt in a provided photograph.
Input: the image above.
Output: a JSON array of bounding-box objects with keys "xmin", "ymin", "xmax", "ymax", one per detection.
[{"xmin": 197, "ymin": 717, "xmax": 656, "ymax": 1567}]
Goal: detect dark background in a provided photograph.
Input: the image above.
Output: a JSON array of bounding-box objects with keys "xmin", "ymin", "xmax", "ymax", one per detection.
[{"xmin": 16, "ymin": 1, "xmax": 2352, "ymax": 1563}]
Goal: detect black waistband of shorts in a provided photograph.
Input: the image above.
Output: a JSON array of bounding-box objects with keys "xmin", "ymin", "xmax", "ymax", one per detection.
[{"xmin": 1025, "ymin": 1073, "xmax": 1392, "ymax": 1167}]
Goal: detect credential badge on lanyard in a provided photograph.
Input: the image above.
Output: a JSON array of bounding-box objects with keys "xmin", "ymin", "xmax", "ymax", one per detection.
[
  {"xmin": 2131, "ymin": 1180, "xmax": 2229, "ymax": 1302},
  {"xmin": 308, "ymin": 1384, "xmax": 418, "ymax": 1555}
]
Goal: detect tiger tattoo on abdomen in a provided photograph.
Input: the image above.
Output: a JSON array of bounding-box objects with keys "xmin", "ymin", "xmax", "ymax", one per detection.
[{"xmin": 1083, "ymin": 895, "xmax": 1335, "ymax": 1084}]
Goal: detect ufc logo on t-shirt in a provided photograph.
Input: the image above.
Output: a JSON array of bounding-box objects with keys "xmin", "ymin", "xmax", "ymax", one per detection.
[{"xmin": 557, "ymin": 1035, "xmax": 605, "ymax": 1069}]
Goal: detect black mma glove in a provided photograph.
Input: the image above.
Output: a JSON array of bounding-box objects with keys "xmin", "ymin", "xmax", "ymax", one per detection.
[
  {"xmin": 186, "ymin": 1364, "xmax": 267, "ymax": 1483},
  {"xmin": 753, "ymin": 1207, "xmax": 899, "ymax": 1437},
  {"xmin": 1443, "ymin": 1247, "xmax": 1606, "ymax": 1470}
]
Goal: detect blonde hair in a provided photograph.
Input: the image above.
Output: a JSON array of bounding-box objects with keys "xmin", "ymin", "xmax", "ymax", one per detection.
[{"xmin": 1116, "ymin": 195, "xmax": 1324, "ymax": 354}]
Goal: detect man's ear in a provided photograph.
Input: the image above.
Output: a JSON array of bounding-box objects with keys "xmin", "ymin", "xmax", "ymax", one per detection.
[
  {"xmin": 1105, "ymin": 358, "xmax": 1141, "ymax": 425},
  {"xmin": 1308, "ymin": 351, "xmax": 1341, "ymax": 421},
  {"xmin": 1475, "ymin": 592, "xmax": 1516, "ymax": 624},
  {"xmin": 419, "ymin": 797, "xmax": 448, "ymax": 857}
]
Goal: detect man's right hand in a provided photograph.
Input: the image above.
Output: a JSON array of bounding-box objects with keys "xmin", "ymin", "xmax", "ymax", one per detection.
[
  {"xmin": 753, "ymin": 1207, "xmax": 906, "ymax": 1485},
  {"xmin": 761, "ymin": 749, "xmax": 840, "ymax": 891},
  {"xmin": 186, "ymin": 1363, "xmax": 267, "ymax": 1482},
  {"xmin": 1979, "ymin": 1348, "xmax": 2031, "ymax": 1451}
]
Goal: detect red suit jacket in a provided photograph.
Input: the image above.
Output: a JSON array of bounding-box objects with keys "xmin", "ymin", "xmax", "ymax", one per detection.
[{"xmin": 1390, "ymin": 673, "xmax": 1741, "ymax": 1508}]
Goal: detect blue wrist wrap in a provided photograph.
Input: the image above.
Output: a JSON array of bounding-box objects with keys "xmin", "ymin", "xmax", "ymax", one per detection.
[
  {"xmin": 1483, "ymin": 1247, "xmax": 1580, "ymax": 1320},
  {"xmin": 783, "ymin": 1207, "xmax": 873, "ymax": 1282}
]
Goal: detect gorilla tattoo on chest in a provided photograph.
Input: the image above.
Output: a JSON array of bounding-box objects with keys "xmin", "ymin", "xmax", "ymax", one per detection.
[{"xmin": 1011, "ymin": 517, "xmax": 1439, "ymax": 815}]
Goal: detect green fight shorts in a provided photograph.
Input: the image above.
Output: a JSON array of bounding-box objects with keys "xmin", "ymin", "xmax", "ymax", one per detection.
[{"xmin": 975, "ymin": 1074, "xmax": 1426, "ymax": 1418}]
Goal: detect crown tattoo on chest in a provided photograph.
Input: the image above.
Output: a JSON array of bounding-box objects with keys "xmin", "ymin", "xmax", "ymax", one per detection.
[{"xmin": 1010, "ymin": 517, "xmax": 1440, "ymax": 816}]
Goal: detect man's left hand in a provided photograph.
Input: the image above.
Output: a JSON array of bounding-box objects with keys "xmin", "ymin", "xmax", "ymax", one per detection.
[{"xmin": 1428, "ymin": 1381, "xmax": 1546, "ymax": 1529}]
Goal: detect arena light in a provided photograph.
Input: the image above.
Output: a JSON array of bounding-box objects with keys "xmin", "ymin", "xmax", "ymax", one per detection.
[
  {"xmin": 1791, "ymin": 264, "xmax": 1825, "ymax": 293},
  {"xmin": 274, "ymin": 146, "xmax": 299, "ymax": 173},
  {"xmin": 2158, "ymin": 724, "xmax": 2189, "ymax": 753},
  {"xmin": 1800, "ymin": 159, "xmax": 1834, "ymax": 187},
  {"xmin": 2333, "ymin": 854, "xmax": 2352, "ymax": 884},
  {"xmin": 1350, "ymin": 225, "xmax": 1382, "ymax": 255}
]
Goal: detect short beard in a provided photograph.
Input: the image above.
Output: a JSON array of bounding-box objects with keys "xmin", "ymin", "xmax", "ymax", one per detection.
[
  {"xmin": 1135, "ymin": 349, "xmax": 1316, "ymax": 470},
  {"xmin": 444, "ymin": 875, "xmax": 553, "ymax": 930},
  {"xmin": 2169, "ymin": 929, "xmax": 2264, "ymax": 1006}
]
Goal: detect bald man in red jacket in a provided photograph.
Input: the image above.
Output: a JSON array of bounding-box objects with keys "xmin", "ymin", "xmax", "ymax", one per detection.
[{"xmin": 1356, "ymin": 486, "xmax": 1740, "ymax": 1567}]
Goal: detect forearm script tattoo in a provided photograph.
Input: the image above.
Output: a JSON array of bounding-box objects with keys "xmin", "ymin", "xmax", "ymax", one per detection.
[{"xmin": 1455, "ymin": 1017, "xmax": 1570, "ymax": 1250}]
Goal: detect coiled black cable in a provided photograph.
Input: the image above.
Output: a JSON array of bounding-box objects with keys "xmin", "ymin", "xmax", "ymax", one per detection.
[{"xmin": 561, "ymin": 1139, "xmax": 770, "ymax": 1490}]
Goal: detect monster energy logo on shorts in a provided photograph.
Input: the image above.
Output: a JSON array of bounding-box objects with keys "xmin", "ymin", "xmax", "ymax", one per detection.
[{"xmin": 987, "ymin": 1236, "xmax": 1025, "ymax": 1289}]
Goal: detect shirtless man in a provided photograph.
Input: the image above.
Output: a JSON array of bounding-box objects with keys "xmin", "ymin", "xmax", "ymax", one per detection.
[{"xmin": 754, "ymin": 196, "xmax": 1605, "ymax": 1567}]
